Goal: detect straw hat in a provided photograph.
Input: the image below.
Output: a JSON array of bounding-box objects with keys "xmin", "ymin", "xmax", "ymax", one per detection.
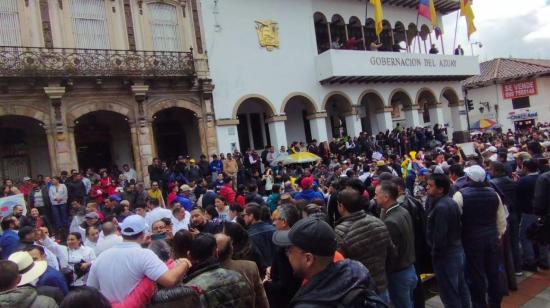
[{"xmin": 8, "ymin": 251, "xmax": 47, "ymax": 286}]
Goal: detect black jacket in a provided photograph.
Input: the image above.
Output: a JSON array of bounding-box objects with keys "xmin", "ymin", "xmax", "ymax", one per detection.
[
  {"xmin": 66, "ymin": 180, "xmax": 86, "ymax": 204},
  {"xmin": 382, "ymin": 204, "xmax": 415, "ymax": 273},
  {"xmin": 426, "ymin": 196, "xmax": 463, "ymax": 257},
  {"xmin": 490, "ymin": 175, "xmax": 518, "ymax": 215},
  {"xmin": 264, "ymin": 247, "xmax": 302, "ymax": 308},
  {"xmin": 534, "ymin": 170, "xmax": 550, "ymax": 217},
  {"xmin": 517, "ymin": 174, "xmax": 539, "ymax": 214},
  {"xmin": 248, "ymin": 222, "xmax": 276, "ymax": 269}
]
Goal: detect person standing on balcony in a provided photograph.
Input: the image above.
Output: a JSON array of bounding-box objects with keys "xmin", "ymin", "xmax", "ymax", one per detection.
[
  {"xmin": 454, "ymin": 44, "xmax": 464, "ymax": 55},
  {"xmin": 429, "ymin": 44, "xmax": 439, "ymax": 54},
  {"xmin": 331, "ymin": 36, "xmax": 342, "ymax": 49}
]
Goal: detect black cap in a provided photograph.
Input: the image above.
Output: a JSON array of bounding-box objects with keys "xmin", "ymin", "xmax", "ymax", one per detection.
[{"xmin": 272, "ymin": 217, "xmax": 336, "ymax": 257}]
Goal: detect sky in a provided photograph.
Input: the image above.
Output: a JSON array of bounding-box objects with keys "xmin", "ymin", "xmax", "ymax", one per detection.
[{"xmin": 440, "ymin": 0, "xmax": 550, "ymax": 61}]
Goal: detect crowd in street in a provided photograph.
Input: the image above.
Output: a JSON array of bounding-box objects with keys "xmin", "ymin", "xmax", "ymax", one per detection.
[{"xmin": 1, "ymin": 122, "xmax": 550, "ymax": 308}]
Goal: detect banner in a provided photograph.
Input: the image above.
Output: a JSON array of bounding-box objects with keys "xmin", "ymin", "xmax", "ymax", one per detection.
[
  {"xmin": 0, "ymin": 194, "xmax": 27, "ymax": 217},
  {"xmin": 502, "ymin": 80, "xmax": 538, "ymax": 100}
]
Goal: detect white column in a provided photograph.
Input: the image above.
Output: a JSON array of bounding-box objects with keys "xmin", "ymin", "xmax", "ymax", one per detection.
[
  {"xmin": 345, "ymin": 114, "xmax": 362, "ymax": 138},
  {"xmin": 215, "ymin": 120, "xmax": 240, "ymax": 155},
  {"xmin": 245, "ymin": 113, "xmax": 254, "ymax": 149},
  {"xmin": 307, "ymin": 113, "xmax": 329, "ymax": 142},
  {"xmin": 429, "ymin": 105, "xmax": 445, "ymax": 126},
  {"xmin": 450, "ymin": 105, "xmax": 466, "ymax": 131},
  {"xmin": 259, "ymin": 113, "xmax": 268, "ymax": 146},
  {"xmin": 267, "ymin": 116, "xmax": 288, "ymax": 150},
  {"xmin": 404, "ymin": 106, "xmax": 421, "ymax": 128},
  {"xmin": 376, "ymin": 108, "xmax": 394, "ymax": 133}
]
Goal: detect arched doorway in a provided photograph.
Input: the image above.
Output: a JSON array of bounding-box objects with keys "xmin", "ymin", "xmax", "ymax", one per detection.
[
  {"xmin": 347, "ymin": 16, "xmax": 365, "ymax": 50},
  {"xmin": 0, "ymin": 115, "xmax": 51, "ymax": 181},
  {"xmin": 389, "ymin": 90, "xmax": 414, "ymax": 128},
  {"xmin": 235, "ymin": 97, "xmax": 276, "ymax": 151},
  {"xmin": 283, "ymin": 95, "xmax": 316, "ymax": 144},
  {"xmin": 153, "ymin": 107, "xmax": 201, "ymax": 162},
  {"xmin": 365, "ymin": 18, "xmax": 376, "ymax": 50},
  {"xmin": 420, "ymin": 24, "xmax": 431, "ymax": 53},
  {"xmin": 73, "ymin": 111, "xmax": 134, "ymax": 172},
  {"xmin": 359, "ymin": 92, "xmax": 385, "ymax": 134},
  {"xmin": 417, "ymin": 89, "xmax": 438, "ymax": 126},
  {"xmin": 314, "ymin": 12, "xmax": 330, "ymax": 53},
  {"xmin": 380, "ymin": 20, "xmax": 393, "ymax": 51},
  {"xmin": 330, "ymin": 14, "xmax": 346, "ymax": 48},
  {"xmin": 394, "ymin": 22, "xmax": 407, "ymax": 52},
  {"xmin": 407, "ymin": 23, "xmax": 418, "ymax": 53},
  {"xmin": 325, "ymin": 93, "xmax": 353, "ymax": 138}
]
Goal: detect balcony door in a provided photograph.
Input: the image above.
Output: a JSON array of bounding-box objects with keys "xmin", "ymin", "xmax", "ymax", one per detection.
[
  {"xmin": 148, "ymin": 3, "xmax": 181, "ymax": 51},
  {"xmin": 0, "ymin": 0, "xmax": 21, "ymax": 46},
  {"xmin": 70, "ymin": 0, "xmax": 110, "ymax": 49}
]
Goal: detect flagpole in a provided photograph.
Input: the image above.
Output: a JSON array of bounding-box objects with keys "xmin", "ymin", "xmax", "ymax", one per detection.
[
  {"xmin": 452, "ymin": 10, "xmax": 459, "ymax": 52},
  {"xmin": 415, "ymin": 13, "xmax": 421, "ymax": 53},
  {"xmin": 440, "ymin": 30, "xmax": 445, "ymax": 55}
]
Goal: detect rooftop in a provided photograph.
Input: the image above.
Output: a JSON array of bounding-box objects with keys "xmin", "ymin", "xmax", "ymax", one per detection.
[{"xmin": 463, "ymin": 58, "xmax": 550, "ymax": 88}]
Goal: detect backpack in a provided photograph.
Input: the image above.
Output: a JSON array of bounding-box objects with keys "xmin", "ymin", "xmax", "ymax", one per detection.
[{"xmin": 337, "ymin": 286, "xmax": 388, "ymax": 308}]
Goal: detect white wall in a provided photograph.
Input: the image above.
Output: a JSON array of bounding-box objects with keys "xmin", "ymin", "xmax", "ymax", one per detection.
[{"xmin": 285, "ymin": 106, "xmax": 308, "ymax": 143}]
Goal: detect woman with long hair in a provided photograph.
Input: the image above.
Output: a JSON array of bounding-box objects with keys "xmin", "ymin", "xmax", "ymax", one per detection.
[{"xmin": 49, "ymin": 176, "xmax": 68, "ymax": 231}]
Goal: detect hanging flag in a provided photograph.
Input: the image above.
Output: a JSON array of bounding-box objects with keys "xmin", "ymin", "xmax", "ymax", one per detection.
[
  {"xmin": 429, "ymin": 0, "xmax": 437, "ymax": 27},
  {"xmin": 418, "ymin": 0, "xmax": 437, "ymax": 27},
  {"xmin": 369, "ymin": 0, "xmax": 384, "ymax": 36},
  {"xmin": 434, "ymin": 27, "xmax": 442, "ymax": 39},
  {"xmin": 460, "ymin": 0, "xmax": 476, "ymax": 38}
]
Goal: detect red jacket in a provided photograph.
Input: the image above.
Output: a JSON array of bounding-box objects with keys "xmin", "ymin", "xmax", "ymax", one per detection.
[{"xmin": 219, "ymin": 184, "xmax": 236, "ymax": 204}]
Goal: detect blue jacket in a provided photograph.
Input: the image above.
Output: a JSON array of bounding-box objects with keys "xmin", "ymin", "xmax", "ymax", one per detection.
[
  {"xmin": 460, "ymin": 183, "xmax": 499, "ymax": 241},
  {"xmin": 0, "ymin": 230, "xmax": 19, "ymax": 259},
  {"xmin": 294, "ymin": 189, "xmax": 324, "ymax": 203},
  {"xmin": 248, "ymin": 222, "xmax": 276, "ymax": 268},
  {"xmin": 209, "ymin": 160, "xmax": 223, "ymax": 173},
  {"xmin": 175, "ymin": 195, "xmax": 193, "ymax": 211},
  {"xmin": 38, "ymin": 266, "xmax": 69, "ymax": 295}
]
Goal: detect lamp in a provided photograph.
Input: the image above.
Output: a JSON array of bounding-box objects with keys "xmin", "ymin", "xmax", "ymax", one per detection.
[{"xmin": 470, "ymin": 41, "xmax": 482, "ymax": 56}]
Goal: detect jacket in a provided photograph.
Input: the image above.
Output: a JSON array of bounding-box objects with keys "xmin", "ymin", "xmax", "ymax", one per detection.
[
  {"xmin": 460, "ymin": 184, "xmax": 499, "ymax": 240},
  {"xmin": 517, "ymin": 174, "xmax": 539, "ymax": 214},
  {"xmin": 490, "ymin": 175, "xmax": 518, "ymax": 215},
  {"xmin": 37, "ymin": 266, "xmax": 69, "ymax": 295},
  {"xmin": 264, "ymin": 246, "xmax": 302, "ymax": 308},
  {"xmin": 450, "ymin": 176, "xmax": 468, "ymax": 195},
  {"xmin": 245, "ymin": 192, "xmax": 266, "ymax": 206},
  {"xmin": 294, "ymin": 189, "xmax": 324, "ymax": 203},
  {"xmin": 335, "ymin": 210, "xmax": 391, "ymax": 293},
  {"xmin": 0, "ymin": 230, "xmax": 19, "ymax": 259},
  {"xmin": 425, "ymin": 196, "xmax": 463, "ymax": 258},
  {"xmin": 0, "ymin": 286, "xmax": 58, "ymax": 308},
  {"xmin": 29, "ymin": 186, "xmax": 51, "ymax": 210},
  {"xmin": 382, "ymin": 204, "xmax": 415, "ymax": 273},
  {"xmin": 248, "ymin": 221, "xmax": 276, "ymax": 268},
  {"xmin": 399, "ymin": 193, "xmax": 431, "ymax": 273},
  {"xmin": 219, "ymin": 185, "xmax": 236, "ymax": 204},
  {"xmin": 534, "ymin": 170, "xmax": 550, "ymax": 216},
  {"xmin": 221, "ymin": 258, "xmax": 269, "ymax": 308},
  {"xmin": 289, "ymin": 259, "xmax": 375, "ymax": 308}
]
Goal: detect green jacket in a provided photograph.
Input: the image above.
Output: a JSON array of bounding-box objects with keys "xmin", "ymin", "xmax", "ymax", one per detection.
[{"xmin": 0, "ymin": 286, "xmax": 58, "ymax": 308}]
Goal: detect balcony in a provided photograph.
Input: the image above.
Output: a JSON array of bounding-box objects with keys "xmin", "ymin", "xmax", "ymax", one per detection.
[
  {"xmin": 315, "ymin": 49, "xmax": 480, "ymax": 84},
  {"xmin": 0, "ymin": 46, "xmax": 196, "ymax": 78}
]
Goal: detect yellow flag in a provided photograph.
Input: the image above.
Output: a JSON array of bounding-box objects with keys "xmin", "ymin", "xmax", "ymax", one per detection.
[
  {"xmin": 370, "ymin": 0, "xmax": 384, "ymax": 36},
  {"xmin": 429, "ymin": 0, "xmax": 437, "ymax": 27},
  {"xmin": 460, "ymin": 0, "xmax": 476, "ymax": 38}
]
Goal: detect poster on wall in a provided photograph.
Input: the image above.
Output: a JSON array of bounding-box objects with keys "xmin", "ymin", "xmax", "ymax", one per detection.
[
  {"xmin": 502, "ymin": 80, "xmax": 537, "ymax": 100},
  {"xmin": 0, "ymin": 194, "xmax": 27, "ymax": 217}
]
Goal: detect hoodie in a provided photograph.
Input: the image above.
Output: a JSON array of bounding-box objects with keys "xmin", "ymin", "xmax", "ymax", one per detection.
[
  {"xmin": 289, "ymin": 259, "xmax": 374, "ymax": 308},
  {"xmin": 0, "ymin": 286, "xmax": 57, "ymax": 308}
]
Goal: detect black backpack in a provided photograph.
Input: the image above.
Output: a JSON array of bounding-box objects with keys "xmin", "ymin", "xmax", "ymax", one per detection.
[{"xmin": 337, "ymin": 286, "xmax": 388, "ymax": 308}]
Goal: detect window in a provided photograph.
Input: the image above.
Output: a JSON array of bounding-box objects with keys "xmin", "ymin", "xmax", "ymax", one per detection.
[
  {"xmin": 148, "ymin": 3, "xmax": 181, "ymax": 51},
  {"xmin": 70, "ymin": 0, "xmax": 109, "ymax": 49},
  {"xmin": 512, "ymin": 97, "xmax": 530, "ymax": 109},
  {"xmin": 0, "ymin": 0, "xmax": 21, "ymax": 46}
]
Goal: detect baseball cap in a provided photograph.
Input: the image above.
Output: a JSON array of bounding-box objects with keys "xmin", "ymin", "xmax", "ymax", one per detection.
[
  {"xmin": 300, "ymin": 177, "xmax": 313, "ymax": 188},
  {"xmin": 272, "ymin": 217, "xmax": 336, "ymax": 257},
  {"xmin": 119, "ymin": 214, "xmax": 148, "ymax": 236},
  {"xmin": 464, "ymin": 165, "xmax": 486, "ymax": 183},
  {"xmin": 180, "ymin": 184, "xmax": 192, "ymax": 192},
  {"xmin": 85, "ymin": 212, "xmax": 99, "ymax": 220},
  {"xmin": 23, "ymin": 176, "xmax": 31, "ymax": 181}
]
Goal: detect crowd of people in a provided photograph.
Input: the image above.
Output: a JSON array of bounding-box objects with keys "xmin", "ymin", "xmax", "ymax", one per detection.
[{"xmin": 1, "ymin": 122, "xmax": 550, "ymax": 308}]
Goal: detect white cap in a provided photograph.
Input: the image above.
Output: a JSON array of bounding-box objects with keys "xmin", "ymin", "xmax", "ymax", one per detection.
[
  {"xmin": 464, "ymin": 165, "xmax": 486, "ymax": 183},
  {"xmin": 119, "ymin": 215, "xmax": 148, "ymax": 236}
]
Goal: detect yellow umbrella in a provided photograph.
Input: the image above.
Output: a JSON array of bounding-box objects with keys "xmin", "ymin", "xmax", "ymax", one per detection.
[{"xmin": 280, "ymin": 152, "xmax": 321, "ymax": 165}]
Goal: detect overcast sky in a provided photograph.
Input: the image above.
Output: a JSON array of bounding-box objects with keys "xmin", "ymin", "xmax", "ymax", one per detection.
[{"xmin": 439, "ymin": 0, "xmax": 550, "ymax": 61}]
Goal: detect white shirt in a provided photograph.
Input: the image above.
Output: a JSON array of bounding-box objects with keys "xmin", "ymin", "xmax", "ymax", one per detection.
[
  {"xmin": 145, "ymin": 207, "xmax": 173, "ymax": 231},
  {"xmin": 87, "ymin": 242, "xmax": 168, "ymax": 303},
  {"xmin": 43, "ymin": 237, "xmax": 96, "ymax": 286},
  {"xmin": 123, "ymin": 169, "xmax": 137, "ymax": 182},
  {"xmin": 171, "ymin": 213, "xmax": 190, "ymax": 233},
  {"xmin": 95, "ymin": 234, "xmax": 123, "ymax": 256}
]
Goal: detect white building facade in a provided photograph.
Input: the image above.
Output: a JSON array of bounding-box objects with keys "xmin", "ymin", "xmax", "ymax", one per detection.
[{"xmin": 198, "ymin": 0, "xmax": 479, "ymax": 154}]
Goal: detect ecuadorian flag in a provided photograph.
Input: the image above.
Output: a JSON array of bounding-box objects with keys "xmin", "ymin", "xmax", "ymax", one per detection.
[{"xmin": 418, "ymin": 0, "xmax": 437, "ymax": 27}]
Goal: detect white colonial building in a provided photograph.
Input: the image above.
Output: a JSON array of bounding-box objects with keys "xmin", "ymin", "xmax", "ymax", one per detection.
[
  {"xmin": 463, "ymin": 58, "xmax": 550, "ymax": 132},
  {"xmin": 198, "ymin": 0, "xmax": 480, "ymax": 154}
]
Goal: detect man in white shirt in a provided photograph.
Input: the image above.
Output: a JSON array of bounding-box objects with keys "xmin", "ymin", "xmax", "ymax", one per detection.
[
  {"xmin": 122, "ymin": 164, "xmax": 137, "ymax": 183},
  {"xmin": 145, "ymin": 198, "xmax": 172, "ymax": 231},
  {"xmin": 170, "ymin": 203, "xmax": 190, "ymax": 233},
  {"xmin": 95, "ymin": 222, "xmax": 123, "ymax": 256},
  {"xmin": 87, "ymin": 215, "xmax": 191, "ymax": 303}
]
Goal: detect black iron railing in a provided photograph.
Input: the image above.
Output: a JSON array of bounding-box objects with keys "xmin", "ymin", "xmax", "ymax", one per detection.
[{"xmin": 0, "ymin": 46, "xmax": 195, "ymax": 77}]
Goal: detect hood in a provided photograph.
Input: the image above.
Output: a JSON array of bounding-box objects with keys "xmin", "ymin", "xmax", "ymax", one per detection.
[
  {"xmin": 0, "ymin": 287, "xmax": 38, "ymax": 307},
  {"xmin": 291, "ymin": 259, "xmax": 372, "ymax": 305}
]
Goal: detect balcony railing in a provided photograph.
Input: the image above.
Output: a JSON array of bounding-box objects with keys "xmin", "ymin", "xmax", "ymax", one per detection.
[{"xmin": 0, "ymin": 46, "xmax": 196, "ymax": 78}]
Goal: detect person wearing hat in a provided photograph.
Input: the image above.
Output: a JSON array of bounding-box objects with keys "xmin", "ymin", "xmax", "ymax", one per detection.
[
  {"xmin": 0, "ymin": 256, "xmax": 57, "ymax": 308},
  {"xmin": 294, "ymin": 177, "xmax": 324, "ymax": 203},
  {"xmin": 174, "ymin": 184, "xmax": 193, "ymax": 211},
  {"xmin": 19, "ymin": 176, "xmax": 33, "ymax": 201},
  {"xmin": 452, "ymin": 165, "xmax": 507, "ymax": 308},
  {"xmin": 186, "ymin": 158, "xmax": 202, "ymax": 183},
  {"xmin": 87, "ymin": 215, "xmax": 191, "ymax": 303},
  {"xmin": 145, "ymin": 198, "xmax": 172, "ymax": 232},
  {"xmin": 25, "ymin": 245, "xmax": 69, "ymax": 295},
  {"xmin": 272, "ymin": 217, "xmax": 379, "ymax": 307}
]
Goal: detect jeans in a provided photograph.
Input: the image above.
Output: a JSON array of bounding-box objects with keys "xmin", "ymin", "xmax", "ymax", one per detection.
[
  {"xmin": 433, "ymin": 250, "xmax": 471, "ymax": 308},
  {"xmin": 387, "ymin": 264, "xmax": 418, "ymax": 308},
  {"xmin": 463, "ymin": 237, "xmax": 503, "ymax": 308},
  {"xmin": 51, "ymin": 203, "xmax": 68, "ymax": 230},
  {"xmin": 508, "ymin": 212, "xmax": 522, "ymax": 272},
  {"xmin": 520, "ymin": 213, "xmax": 549, "ymax": 267}
]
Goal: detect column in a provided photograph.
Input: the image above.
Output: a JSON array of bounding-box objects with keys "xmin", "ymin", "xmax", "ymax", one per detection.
[
  {"xmin": 129, "ymin": 124, "xmax": 144, "ymax": 181},
  {"xmin": 429, "ymin": 105, "xmax": 445, "ymax": 126},
  {"xmin": 266, "ymin": 116, "xmax": 288, "ymax": 150},
  {"xmin": 344, "ymin": 113, "xmax": 362, "ymax": 138},
  {"xmin": 307, "ymin": 112, "xmax": 329, "ymax": 142},
  {"xmin": 135, "ymin": 121, "xmax": 155, "ymax": 186},
  {"xmin": 216, "ymin": 119, "xmax": 240, "ymax": 154},
  {"xmin": 450, "ymin": 104, "xmax": 466, "ymax": 131},
  {"xmin": 376, "ymin": 108, "xmax": 394, "ymax": 133},
  {"xmin": 403, "ymin": 105, "xmax": 421, "ymax": 128},
  {"xmin": 199, "ymin": 79, "xmax": 219, "ymax": 156}
]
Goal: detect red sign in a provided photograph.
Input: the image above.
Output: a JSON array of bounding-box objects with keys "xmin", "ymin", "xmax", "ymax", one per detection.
[{"xmin": 502, "ymin": 80, "xmax": 538, "ymax": 100}]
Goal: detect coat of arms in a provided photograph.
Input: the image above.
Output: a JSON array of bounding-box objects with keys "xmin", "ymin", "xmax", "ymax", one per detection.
[{"xmin": 255, "ymin": 19, "xmax": 279, "ymax": 51}]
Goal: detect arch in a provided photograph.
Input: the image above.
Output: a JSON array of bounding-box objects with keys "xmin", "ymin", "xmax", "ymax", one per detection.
[
  {"xmin": 67, "ymin": 101, "xmax": 135, "ymax": 125},
  {"xmin": 420, "ymin": 24, "xmax": 431, "ymax": 41},
  {"xmin": 406, "ymin": 23, "xmax": 418, "ymax": 46},
  {"xmin": 331, "ymin": 14, "xmax": 345, "ymax": 24},
  {"xmin": 347, "ymin": 16, "xmax": 364, "ymax": 49},
  {"xmin": 232, "ymin": 94, "xmax": 277, "ymax": 119},
  {"xmin": 149, "ymin": 99, "xmax": 202, "ymax": 118},
  {"xmin": 393, "ymin": 21, "xmax": 407, "ymax": 45},
  {"xmin": 314, "ymin": 12, "xmax": 330, "ymax": 53},
  {"xmin": 389, "ymin": 89, "xmax": 414, "ymax": 108},
  {"xmin": 440, "ymin": 87, "xmax": 461, "ymax": 107},
  {"xmin": 281, "ymin": 93, "xmax": 319, "ymax": 114},
  {"xmin": 314, "ymin": 11, "xmax": 327, "ymax": 23},
  {"xmin": 330, "ymin": 14, "xmax": 346, "ymax": 45},
  {"xmin": 416, "ymin": 88, "xmax": 439, "ymax": 107},
  {"xmin": 358, "ymin": 89, "xmax": 386, "ymax": 109},
  {"xmin": 380, "ymin": 20, "xmax": 393, "ymax": 51},
  {"xmin": 0, "ymin": 105, "xmax": 49, "ymax": 126},
  {"xmin": 322, "ymin": 91, "xmax": 354, "ymax": 112}
]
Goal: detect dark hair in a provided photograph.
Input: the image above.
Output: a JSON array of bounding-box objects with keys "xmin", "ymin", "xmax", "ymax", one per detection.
[
  {"xmin": 190, "ymin": 206, "xmax": 205, "ymax": 213},
  {"xmin": 271, "ymin": 183, "xmax": 281, "ymax": 194},
  {"xmin": 277, "ymin": 204, "xmax": 301, "ymax": 227},
  {"xmin": 172, "ymin": 229, "xmax": 193, "ymax": 259},
  {"xmin": 222, "ymin": 221, "xmax": 250, "ymax": 249},
  {"xmin": 68, "ymin": 232, "xmax": 83, "ymax": 245},
  {"xmin": 190, "ymin": 233, "xmax": 216, "ymax": 262},
  {"xmin": 523, "ymin": 159, "xmax": 539, "ymax": 173},
  {"xmin": 25, "ymin": 244, "xmax": 45, "ymax": 256},
  {"xmin": 377, "ymin": 181, "xmax": 399, "ymax": 201},
  {"xmin": 214, "ymin": 195, "xmax": 227, "ymax": 204},
  {"xmin": 527, "ymin": 141, "xmax": 543, "ymax": 155},
  {"xmin": 428, "ymin": 173, "xmax": 451, "ymax": 195},
  {"xmin": 148, "ymin": 198, "xmax": 160, "ymax": 207},
  {"xmin": 223, "ymin": 177, "xmax": 232, "ymax": 184},
  {"xmin": 207, "ymin": 182, "xmax": 216, "ymax": 190},
  {"xmin": 229, "ymin": 203, "xmax": 243, "ymax": 213},
  {"xmin": 248, "ymin": 183, "xmax": 258, "ymax": 192},
  {"xmin": 148, "ymin": 240, "xmax": 171, "ymax": 262},
  {"xmin": 389, "ymin": 176, "xmax": 405, "ymax": 190},
  {"xmin": 449, "ymin": 164, "xmax": 465, "ymax": 177},
  {"xmin": 345, "ymin": 179, "xmax": 365, "ymax": 194},
  {"xmin": 236, "ymin": 184, "xmax": 246, "ymax": 196},
  {"xmin": 18, "ymin": 226, "xmax": 35, "ymax": 241},
  {"xmin": 337, "ymin": 188, "xmax": 362, "ymax": 213},
  {"xmin": 490, "ymin": 161, "xmax": 508, "ymax": 177},
  {"xmin": 60, "ymin": 286, "xmax": 111, "ymax": 308},
  {"xmin": 217, "ymin": 237, "xmax": 233, "ymax": 261},
  {"xmin": 377, "ymin": 172, "xmax": 394, "ymax": 182},
  {"xmin": 0, "ymin": 260, "xmax": 19, "ymax": 292},
  {"xmin": 205, "ymin": 206, "xmax": 219, "ymax": 219},
  {"xmin": 1, "ymin": 215, "xmax": 15, "ymax": 230},
  {"xmin": 244, "ymin": 203, "xmax": 261, "ymax": 221}
]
